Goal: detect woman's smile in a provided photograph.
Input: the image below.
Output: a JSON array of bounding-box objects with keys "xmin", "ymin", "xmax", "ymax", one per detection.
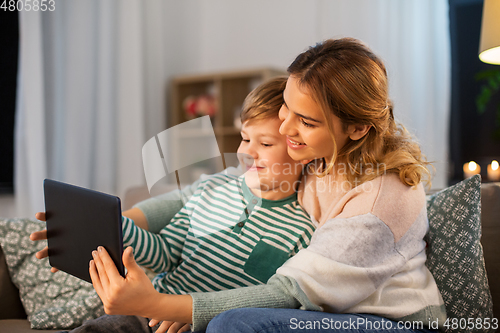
[{"xmin": 286, "ymin": 137, "xmax": 307, "ymax": 150}]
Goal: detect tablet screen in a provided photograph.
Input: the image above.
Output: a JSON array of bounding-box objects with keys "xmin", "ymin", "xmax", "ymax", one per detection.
[{"xmin": 44, "ymin": 179, "xmax": 125, "ymax": 283}]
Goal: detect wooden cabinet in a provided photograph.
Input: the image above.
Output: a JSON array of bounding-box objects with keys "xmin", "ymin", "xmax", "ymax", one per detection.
[{"xmin": 169, "ymin": 68, "xmax": 287, "ymax": 154}]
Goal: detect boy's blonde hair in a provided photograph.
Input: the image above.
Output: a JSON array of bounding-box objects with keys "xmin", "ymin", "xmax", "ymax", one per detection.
[{"xmin": 241, "ymin": 77, "xmax": 287, "ymax": 124}]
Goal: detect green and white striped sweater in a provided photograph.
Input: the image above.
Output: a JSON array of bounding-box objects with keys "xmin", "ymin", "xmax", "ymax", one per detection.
[{"xmin": 122, "ymin": 173, "xmax": 316, "ymax": 295}]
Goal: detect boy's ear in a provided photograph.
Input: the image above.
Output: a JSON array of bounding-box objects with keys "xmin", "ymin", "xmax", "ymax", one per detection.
[{"xmin": 347, "ymin": 124, "xmax": 371, "ymax": 141}]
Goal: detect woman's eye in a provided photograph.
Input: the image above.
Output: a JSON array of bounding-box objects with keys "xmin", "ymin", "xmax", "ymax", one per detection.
[
  {"xmin": 262, "ymin": 143, "xmax": 273, "ymax": 147},
  {"xmin": 241, "ymin": 139, "xmax": 250, "ymax": 143},
  {"xmin": 300, "ymin": 118, "xmax": 315, "ymax": 128}
]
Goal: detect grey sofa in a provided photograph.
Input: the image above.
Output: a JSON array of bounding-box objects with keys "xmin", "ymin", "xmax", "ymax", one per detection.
[{"xmin": 1, "ymin": 182, "xmax": 499, "ymax": 332}]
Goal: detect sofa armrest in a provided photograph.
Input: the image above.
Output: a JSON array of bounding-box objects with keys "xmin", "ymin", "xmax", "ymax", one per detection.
[{"xmin": 0, "ymin": 245, "xmax": 26, "ymax": 319}]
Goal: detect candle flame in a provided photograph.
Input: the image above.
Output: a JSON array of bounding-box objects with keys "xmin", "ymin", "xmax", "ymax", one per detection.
[
  {"xmin": 468, "ymin": 161, "xmax": 478, "ymax": 172},
  {"xmin": 492, "ymin": 160, "xmax": 499, "ymax": 171}
]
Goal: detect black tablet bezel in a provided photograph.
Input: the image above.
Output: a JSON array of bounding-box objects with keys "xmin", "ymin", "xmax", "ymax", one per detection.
[{"xmin": 44, "ymin": 179, "xmax": 125, "ymax": 283}]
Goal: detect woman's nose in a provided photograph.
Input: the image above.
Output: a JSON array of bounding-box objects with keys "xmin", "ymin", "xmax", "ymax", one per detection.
[{"xmin": 279, "ymin": 105, "xmax": 294, "ymax": 136}]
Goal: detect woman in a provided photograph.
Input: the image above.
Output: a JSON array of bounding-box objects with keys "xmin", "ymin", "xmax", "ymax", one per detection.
[{"xmin": 39, "ymin": 38, "xmax": 447, "ymax": 333}]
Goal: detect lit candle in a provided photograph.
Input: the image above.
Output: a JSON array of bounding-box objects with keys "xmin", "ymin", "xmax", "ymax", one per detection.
[
  {"xmin": 463, "ymin": 161, "xmax": 481, "ymax": 179},
  {"xmin": 487, "ymin": 160, "xmax": 500, "ymax": 181}
]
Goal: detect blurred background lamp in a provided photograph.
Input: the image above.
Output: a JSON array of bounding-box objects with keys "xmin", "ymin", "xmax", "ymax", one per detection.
[{"xmin": 479, "ymin": 0, "xmax": 500, "ymax": 65}]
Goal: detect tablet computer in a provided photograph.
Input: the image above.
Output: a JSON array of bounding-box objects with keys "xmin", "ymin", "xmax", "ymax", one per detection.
[{"xmin": 44, "ymin": 179, "xmax": 125, "ymax": 283}]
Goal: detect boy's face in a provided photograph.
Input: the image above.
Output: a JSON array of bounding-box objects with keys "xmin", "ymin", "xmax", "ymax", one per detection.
[{"xmin": 237, "ymin": 118, "xmax": 305, "ymax": 200}]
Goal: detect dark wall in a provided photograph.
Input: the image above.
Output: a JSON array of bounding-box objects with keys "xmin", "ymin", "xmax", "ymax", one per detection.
[
  {"xmin": 449, "ymin": 0, "xmax": 500, "ymax": 184},
  {"xmin": 0, "ymin": 10, "xmax": 18, "ymax": 193}
]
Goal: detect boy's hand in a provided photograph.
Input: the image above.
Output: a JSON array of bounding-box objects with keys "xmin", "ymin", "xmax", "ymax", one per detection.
[
  {"xmin": 149, "ymin": 319, "xmax": 190, "ymax": 333},
  {"xmin": 30, "ymin": 212, "xmax": 58, "ymax": 273}
]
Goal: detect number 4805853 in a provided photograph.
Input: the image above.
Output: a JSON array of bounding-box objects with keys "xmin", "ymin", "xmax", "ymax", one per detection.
[{"xmin": 1, "ymin": 0, "xmax": 56, "ymax": 12}]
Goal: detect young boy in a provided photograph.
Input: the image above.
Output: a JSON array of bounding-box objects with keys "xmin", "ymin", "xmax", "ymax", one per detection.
[{"xmin": 123, "ymin": 77, "xmax": 316, "ymax": 296}]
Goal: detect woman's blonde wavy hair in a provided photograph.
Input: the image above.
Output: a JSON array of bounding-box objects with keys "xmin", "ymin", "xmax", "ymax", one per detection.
[{"xmin": 288, "ymin": 38, "xmax": 431, "ymax": 188}]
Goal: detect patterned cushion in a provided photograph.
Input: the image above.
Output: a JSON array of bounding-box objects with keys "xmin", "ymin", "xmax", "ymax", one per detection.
[
  {"xmin": 0, "ymin": 218, "xmax": 104, "ymax": 329},
  {"xmin": 425, "ymin": 175, "xmax": 494, "ymax": 333}
]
